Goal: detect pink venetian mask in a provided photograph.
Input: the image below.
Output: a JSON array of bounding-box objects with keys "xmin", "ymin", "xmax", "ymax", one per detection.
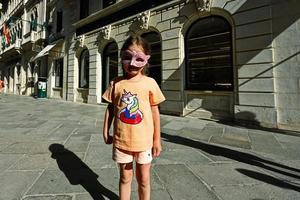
[{"xmin": 121, "ymin": 50, "xmax": 150, "ymax": 68}]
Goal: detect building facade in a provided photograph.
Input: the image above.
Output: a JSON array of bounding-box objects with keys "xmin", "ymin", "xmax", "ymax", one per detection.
[{"xmin": 1, "ymin": 0, "xmax": 300, "ymax": 131}]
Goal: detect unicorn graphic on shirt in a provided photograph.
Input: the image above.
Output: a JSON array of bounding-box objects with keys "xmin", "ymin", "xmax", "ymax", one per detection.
[{"xmin": 118, "ymin": 89, "xmax": 143, "ymax": 124}]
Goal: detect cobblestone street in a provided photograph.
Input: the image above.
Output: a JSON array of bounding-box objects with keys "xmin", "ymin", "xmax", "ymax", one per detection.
[{"xmin": 0, "ymin": 94, "xmax": 300, "ymax": 200}]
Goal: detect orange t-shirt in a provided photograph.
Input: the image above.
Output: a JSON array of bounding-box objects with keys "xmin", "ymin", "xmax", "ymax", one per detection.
[{"xmin": 102, "ymin": 76, "xmax": 165, "ymax": 152}]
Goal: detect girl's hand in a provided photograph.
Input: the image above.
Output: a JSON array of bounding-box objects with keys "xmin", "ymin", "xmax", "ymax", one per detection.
[
  {"xmin": 104, "ymin": 135, "xmax": 113, "ymax": 144},
  {"xmin": 152, "ymin": 140, "xmax": 162, "ymax": 157}
]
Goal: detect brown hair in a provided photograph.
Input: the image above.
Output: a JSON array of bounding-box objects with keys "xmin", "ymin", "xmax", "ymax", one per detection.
[{"xmin": 120, "ymin": 35, "xmax": 151, "ymax": 75}]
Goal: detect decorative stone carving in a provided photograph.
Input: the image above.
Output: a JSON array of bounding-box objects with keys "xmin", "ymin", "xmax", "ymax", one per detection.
[
  {"xmin": 137, "ymin": 11, "xmax": 151, "ymax": 29},
  {"xmin": 99, "ymin": 25, "xmax": 111, "ymax": 40},
  {"xmin": 194, "ymin": 0, "xmax": 211, "ymax": 11},
  {"xmin": 74, "ymin": 35, "xmax": 85, "ymax": 50}
]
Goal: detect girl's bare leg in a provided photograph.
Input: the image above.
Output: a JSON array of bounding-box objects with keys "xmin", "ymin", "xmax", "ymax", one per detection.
[
  {"xmin": 119, "ymin": 163, "xmax": 133, "ymax": 200},
  {"xmin": 136, "ymin": 163, "xmax": 151, "ymax": 200}
]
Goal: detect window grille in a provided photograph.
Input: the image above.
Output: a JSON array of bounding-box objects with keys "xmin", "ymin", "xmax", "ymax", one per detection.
[
  {"xmin": 79, "ymin": 49, "xmax": 89, "ymax": 88},
  {"xmin": 185, "ymin": 16, "xmax": 233, "ymax": 91}
]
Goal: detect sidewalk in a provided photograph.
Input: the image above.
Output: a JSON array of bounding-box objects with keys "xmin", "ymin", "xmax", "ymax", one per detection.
[{"xmin": 0, "ymin": 94, "xmax": 299, "ymax": 200}]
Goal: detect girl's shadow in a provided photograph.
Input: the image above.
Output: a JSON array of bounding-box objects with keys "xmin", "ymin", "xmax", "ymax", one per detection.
[{"xmin": 49, "ymin": 143, "xmax": 118, "ymax": 200}]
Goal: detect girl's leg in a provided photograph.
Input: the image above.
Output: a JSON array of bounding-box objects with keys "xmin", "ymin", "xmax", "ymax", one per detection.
[
  {"xmin": 119, "ymin": 162, "xmax": 133, "ymax": 200},
  {"xmin": 136, "ymin": 163, "xmax": 151, "ymax": 200}
]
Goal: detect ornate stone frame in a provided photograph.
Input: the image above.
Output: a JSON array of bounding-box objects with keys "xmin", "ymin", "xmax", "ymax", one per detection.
[
  {"xmin": 99, "ymin": 25, "xmax": 112, "ymax": 41},
  {"xmin": 194, "ymin": 0, "xmax": 212, "ymax": 12},
  {"xmin": 137, "ymin": 10, "xmax": 151, "ymax": 30}
]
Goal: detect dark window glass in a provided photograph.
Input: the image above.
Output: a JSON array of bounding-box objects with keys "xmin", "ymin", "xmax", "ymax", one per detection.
[
  {"xmin": 102, "ymin": 42, "xmax": 118, "ymax": 94},
  {"xmin": 141, "ymin": 32, "xmax": 162, "ymax": 87},
  {"xmin": 103, "ymin": 0, "xmax": 116, "ymax": 9},
  {"xmin": 31, "ymin": 15, "xmax": 38, "ymax": 32},
  {"xmin": 57, "ymin": 10, "xmax": 63, "ymax": 33},
  {"xmin": 185, "ymin": 16, "xmax": 233, "ymax": 91},
  {"xmin": 54, "ymin": 58, "xmax": 63, "ymax": 87},
  {"xmin": 80, "ymin": 0, "xmax": 89, "ymax": 19},
  {"xmin": 79, "ymin": 49, "xmax": 89, "ymax": 88}
]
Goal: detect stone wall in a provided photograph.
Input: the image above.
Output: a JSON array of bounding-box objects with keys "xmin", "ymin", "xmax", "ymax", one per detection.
[{"xmin": 272, "ymin": 0, "xmax": 300, "ymax": 130}]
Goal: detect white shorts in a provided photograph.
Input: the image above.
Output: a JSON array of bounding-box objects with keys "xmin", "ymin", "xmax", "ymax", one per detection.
[{"xmin": 113, "ymin": 147, "xmax": 152, "ymax": 164}]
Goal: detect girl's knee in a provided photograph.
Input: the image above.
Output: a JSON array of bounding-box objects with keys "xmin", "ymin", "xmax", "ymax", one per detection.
[
  {"xmin": 120, "ymin": 172, "xmax": 133, "ymax": 184},
  {"xmin": 119, "ymin": 163, "xmax": 133, "ymax": 184},
  {"xmin": 136, "ymin": 174, "xmax": 150, "ymax": 187}
]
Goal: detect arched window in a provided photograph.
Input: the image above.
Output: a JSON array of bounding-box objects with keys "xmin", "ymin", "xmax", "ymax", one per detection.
[
  {"xmin": 102, "ymin": 42, "xmax": 118, "ymax": 94},
  {"xmin": 79, "ymin": 49, "xmax": 89, "ymax": 88},
  {"xmin": 141, "ymin": 32, "xmax": 162, "ymax": 87},
  {"xmin": 185, "ymin": 16, "xmax": 233, "ymax": 91}
]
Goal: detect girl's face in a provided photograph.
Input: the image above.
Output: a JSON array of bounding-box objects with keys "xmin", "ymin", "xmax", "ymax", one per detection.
[{"xmin": 121, "ymin": 43, "xmax": 150, "ymax": 77}]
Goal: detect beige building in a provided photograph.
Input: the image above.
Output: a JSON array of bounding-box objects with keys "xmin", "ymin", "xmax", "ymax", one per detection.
[{"xmin": 1, "ymin": 0, "xmax": 300, "ymax": 131}]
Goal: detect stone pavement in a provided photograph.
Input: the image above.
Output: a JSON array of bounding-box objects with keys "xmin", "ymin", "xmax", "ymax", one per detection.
[{"xmin": 0, "ymin": 94, "xmax": 300, "ymax": 200}]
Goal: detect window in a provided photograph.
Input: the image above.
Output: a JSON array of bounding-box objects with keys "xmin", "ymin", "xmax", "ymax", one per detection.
[
  {"xmin": 56, "ymin": 10, "xmax": 63, "ymax": 33},
  {"xmin": 80, "ymin": 0, "xmax": 89, "ymax": 19},
  {"xmin": 141, "ymin": 32, "xmax": 162, "ymax": 87},
  {"xmin": 30, "ymin": 9, "xmax": 38, "ymax": 32},
  {"xmin": 185, "ymin": 16, "xmax": 233, "ymax": 91},
  {"xmin": 54, "ymin": 58, "xmax": 63, "ymax": 87},
  {"xmin": 79, "ymin": 49, "xmax": 89, "ymax": 88},
  {"xmin": 103, "ymin": 0, "xmax": 116, "ymax": 9},
  {"xmin": 102, "ymin": 42, "xmax": 118, "ymax": 94}
]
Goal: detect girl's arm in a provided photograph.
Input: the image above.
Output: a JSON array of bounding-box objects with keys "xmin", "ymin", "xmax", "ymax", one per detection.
[
  {"xmin": 151, "ymin": 105, "xmax": 162, "ymax": 157},
  {"xmin": 103, "ymin": 103, "xmax": 114, "ymax": 144}
]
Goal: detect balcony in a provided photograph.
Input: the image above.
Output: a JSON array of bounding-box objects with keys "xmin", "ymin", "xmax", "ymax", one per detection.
[
  {"xmin": 15, "ymin": 39, "xmax": 22, "ymax": 49},
  {"xmin": 30, "ymin": 31, "xmax": 38, "ymax": 42}
]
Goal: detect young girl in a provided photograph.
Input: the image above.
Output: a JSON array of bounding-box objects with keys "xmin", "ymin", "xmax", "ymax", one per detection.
[{"xmin": 102, "ymin": 35, "xmax": 165, "ymax": 200}]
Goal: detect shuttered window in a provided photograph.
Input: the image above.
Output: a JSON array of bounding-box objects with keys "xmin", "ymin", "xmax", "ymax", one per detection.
[
  {"xmin": 185, "ymin": 16, "xmax": 233, "ymax": 91},
  {"xmin": 79, "ymin": 49, "xmax": 89, "ymax": 88}
]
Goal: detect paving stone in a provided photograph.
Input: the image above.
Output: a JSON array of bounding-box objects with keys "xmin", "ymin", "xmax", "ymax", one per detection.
[
  {"xmin": 89, "ymin": 134, "xmax": 103, "ymax": 145},
  {"xmin": 162, "ymin": 120, "xmax": 187, "ymax": 131},
  {"xmin": 47, "ymin": 152, "xmax": 85, "ymax": 170},
  {"xmin": 258, "ymin": 159, "xmax": 300, "ymax": 183},
  {"xmin": 9, "ymin": 154, "xmax": 52, "ymax": 170},
  {"xmin": 66, "ymin": 132, "xmax": 92, "ymax": 142},
  {"xmin": 210, "ymin": 136, "xmax": 251, "ymax": 149},
  {"xmin": 64, "ymin": 141, "xmax": 89, "ymax": 153},
  {"xmin": 249, "ymin": 130, "xmax": 284, "ymax": 153},
  {"xmin": 188, "ymin": 163, "xmax": 263, "ymax": 186},
  {"xmin": 1, "ymin": 142, "xmax": 57, "ymax": 154},
  {"xmin": 200, "ymin": 126, "xmax": 224, "ymax": 137},
  {"xmin": 0, "ymin": 171, "xmax": 41, "ymax": 200},
  {"xmin": 162, "ymin": 137, "xmax": 199, "ymax": 151},
  {"xmin": 153, "ymin": 149, "xmax": 211, "ymax": 165},
  {"xmin": 181, "ymin": 127, "xmax": 213, "ymax": 142},
  {"xmin": 26, "ymin": 170, "xmax": 86, "ymax": 195},
  {"xmin": 213, "ymin": 183, "xmax": 300, "ymax": 200},
  {"xmin": 74, "ymin": 193, "xmax": 94, "ymax": 200},
  {"xmin": 186, "ymin": 119, "xmax": 208, "ymax": 129},
  {"xmin": 274, "ymin": 132, "xmax": 300, "ymax": 144},
  {"xmin": 46, "ymin": 126, "xmax": 75, "ymax": 141},
  {"xmin": 154, "ymin": 164, "xmax": 219, "ymax": 200},
  {"xmin": 19, "ymin": 120, "xmax": 48, "ymax": 128},
  {"xmin": 131, "ymin": 189, "xmax": 172, "ymax": 200},
  {"xmin": 131, "ymin": 168, "xmax": 165, "ymax": 191},
  {"xmin": 223, "ymin": 126, "xmax": 250, "ymax": 142},
  {"xmin": 0, "ymin": 142, "xmax": 13, "ymax": 152},
  {"xmin": 0, "ymin": 154, "xmax": 24, "ymax": 171},
  {"xmin": 22, "ymin": 195, "xmax": 73, "ymax": 200},
  {"xmin": 84, "ymin": 144, "xmax": 116, "ymax": 168}
]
